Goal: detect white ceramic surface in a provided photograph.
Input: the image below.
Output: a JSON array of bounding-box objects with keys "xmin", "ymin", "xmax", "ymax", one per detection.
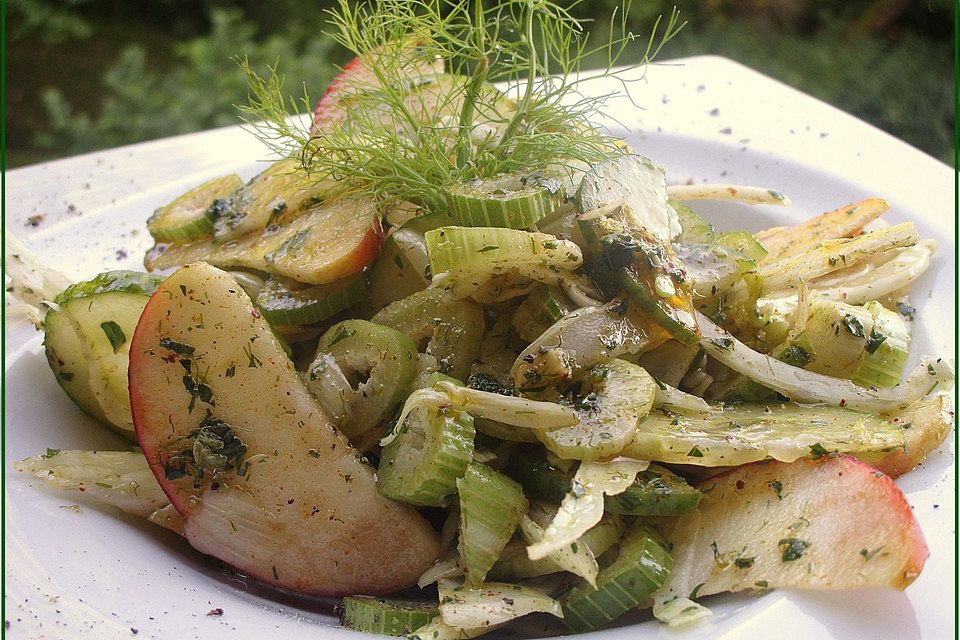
[{"xmin": 4, "ymin": 56, "xmax": 955, "ymax": 640}]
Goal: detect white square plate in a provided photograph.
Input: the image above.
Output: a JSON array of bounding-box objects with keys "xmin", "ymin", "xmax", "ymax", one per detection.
[{"xmin": 4, "ymin": 56, "xmax": 955, "ymax": 639}]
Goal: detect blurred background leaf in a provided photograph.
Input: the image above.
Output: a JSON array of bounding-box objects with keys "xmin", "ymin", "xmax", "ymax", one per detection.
[{"xmin": 5, "ymin": 0, "xmax": 953, "ymax": 167}]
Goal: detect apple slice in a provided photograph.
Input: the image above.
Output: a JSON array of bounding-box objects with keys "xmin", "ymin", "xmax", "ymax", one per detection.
[
  {"xmin": 145, "ymin": 197, "xmax": 383, "ymax": 285},
  {"xmin": 311, "ymin": 43, "xmax": 445, "ymax": 132},
  {"xmin": 656, "ymin": 455, "xmax": 927, "ymax": 607},
  {"xmin": 130, "ymin": 262, "xmax": 440, "ymax": 595}
]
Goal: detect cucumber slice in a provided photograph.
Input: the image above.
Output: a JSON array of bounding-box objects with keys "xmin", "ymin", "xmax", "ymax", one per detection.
[
  {"xmin": 425, "ymin": 226, "xmax": 582, "ymax": 278},
  {"xmin": 444, "ymin": 172, "xmax": 564, "ymax": 229},
  {"xmin": 457, "ymin": 462, "xmax": 527, "ymax": 587},
  {"xmin": 401, "ymin": 210, "xmax": 457, "ymax": 234},
  {"xmin": 146, "ymin": 197, "xmax": 381, "ymax": 286},
  {"xmin": 212, "ymin": 159, "xmax": 340, "ymax": 243},
  {"xmin": 716, "ymin": 230, "xmax": 768, "ymax": 262},
  {"xmin": 365, "ymin": 229, "xmax": 432, "ymax": 313},
  {"xmin": 511, "ymin": 285, "xmax": 574, "ymax": 343},
  {"xmin": 603, "ymin": 464, "xmax": 701, "ymax": 516},
  {"xmin": 255, "ymin": 273, "xmax": 366, "ymax": 326},
  {"xmin": 377, "ymin": 394, "xmax": 475, "ymax": 507},
  {"xmin": 560, "ymin": 526, "xmax": 672, "ymax": 632},
  {"xmin": 371, "ymin": 288, "xmax": 484, "ymax": 380},
  {"xmin": 44, "ymin": 311, "xmax": 110, "ymax": 424},
  {"xmin": 147, "ymin": 174, "xmax": 243, "ymax": 243},
  {"xmin": 575, "ymin": 154, "xmax": 680, "ymax": 242},
  {"xmin": 44, "ymin": 271, "xmax": 164, "ymax": 438},
  {"xmin": 536, "ymin": 359, "xmax": 657, "ymax": 462},
  {"xmin": 306, "ymin": 320, "xmax": 418, "ymax": 450},
  {"xmin": 624, "ymin": 403, "xmax": 908, "ymax": 467},
  {"xmin": 339, "ymin": 597, "xmax": 439, "ymax": 636}
]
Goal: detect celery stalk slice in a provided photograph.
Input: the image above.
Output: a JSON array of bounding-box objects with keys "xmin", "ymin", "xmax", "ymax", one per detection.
[
  {"xmin": 255, "ymin": 273, "xmax": 367, "ymax": 326},
  {"xmin": 378, "ymin": 389, "xmax": 475, "ymax": 507},
  {"xmin": 372, "ymin": 288, "xmax": 484, "ymax": 380},
  {"xmin": 444, "ymin": 172, "xmax": 565, "ymax": 230},
  {"xmin": 425, "ymin": 226, "xmax": 582, "ymax": 278},
  {"xmin": 307, "ymin": 319, "xmax": 418, "ymax": 449},
  {"xmin": 339, "ymin": 597, "xmax": 438, "ymax": 636},
  {"xmin": 560, "ymin": 525, "xmax": 672, "ymax": 632},
  {"xmin": 457, "ymin": 463, "xmax": 527, "ymax": 587}
]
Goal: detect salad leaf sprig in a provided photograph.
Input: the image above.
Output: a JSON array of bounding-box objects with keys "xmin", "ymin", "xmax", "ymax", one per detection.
[{"xmin": 240, "ymin": 0, "xmax": 683, "ymax": 211}]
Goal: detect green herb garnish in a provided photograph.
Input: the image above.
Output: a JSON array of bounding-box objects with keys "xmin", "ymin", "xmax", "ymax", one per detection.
[
  {"xmin": 239, "ymin": 0, "xmax": 683, "ymax": 212},
  {"xmin": 865, "ymin": 330, "xmax": 887, "ymax": 354},
  {"xmin": 841, "ymin": 314, "xmax": 866, "ymax": 338},
  {"xmin": 100, "ymin": 321, "xmax": 127, "ymax": 352},
  {"xmin": 860, "ymin": 546, "xmax": 885, "ymax": 560},
  {"xmin": 809, "ymin": 443, "xmax": 830, "ymax": 459},
  {"xmin": 778, "ymin": 538, "xmax": 811, "ymax": 562},
  {"xmin": 768, "ymin": 479, "xmax": 784, "ymax": 500}
]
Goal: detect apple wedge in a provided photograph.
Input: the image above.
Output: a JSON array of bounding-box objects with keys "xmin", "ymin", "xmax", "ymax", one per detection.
[
  {"xmin": 129, "ymin": 262, "xmax": 440, "ymax": 595},
  {"xmin": 311, "ymin": 43, "xmax": 445, "ymax": 133},
  {"xmin": 145, "ymin": 198, "xmax": 383, "ymax": 285},
  {"xmin": 656, "ymin": 455, "xmax": 927, "ymax": 608}
]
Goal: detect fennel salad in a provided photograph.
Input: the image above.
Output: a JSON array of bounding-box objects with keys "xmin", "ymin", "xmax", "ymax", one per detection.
[{"xmin": 6, "ymin": 1, "xmax": 954, "ymax": 637}]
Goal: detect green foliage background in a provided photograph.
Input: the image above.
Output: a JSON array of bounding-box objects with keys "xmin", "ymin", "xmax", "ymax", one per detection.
[{"xmin": 6, "ymin": 0, "xmax": 954, "ymax": 168}]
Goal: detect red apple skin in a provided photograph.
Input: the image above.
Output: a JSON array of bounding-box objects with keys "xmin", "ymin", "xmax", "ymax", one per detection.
[
  {"xmin": 310, "ymin": 45, "xmax": 444, "ymax": 133},
  {"xmin": 311, "ymin": 56, "xmax": 373, "ymax": 133},
  {"xmin": 322, "ymin": 208, "xmax": 383, "ymax": 282},
  {"xmin": 130, "ymin": 262, "xmax": 439, "ymax": 596}
]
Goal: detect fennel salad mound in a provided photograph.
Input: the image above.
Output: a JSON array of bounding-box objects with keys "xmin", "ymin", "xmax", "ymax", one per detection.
[{"xmin": 6, "ymin": 1, "xmax": 953, "ymax": 637}]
